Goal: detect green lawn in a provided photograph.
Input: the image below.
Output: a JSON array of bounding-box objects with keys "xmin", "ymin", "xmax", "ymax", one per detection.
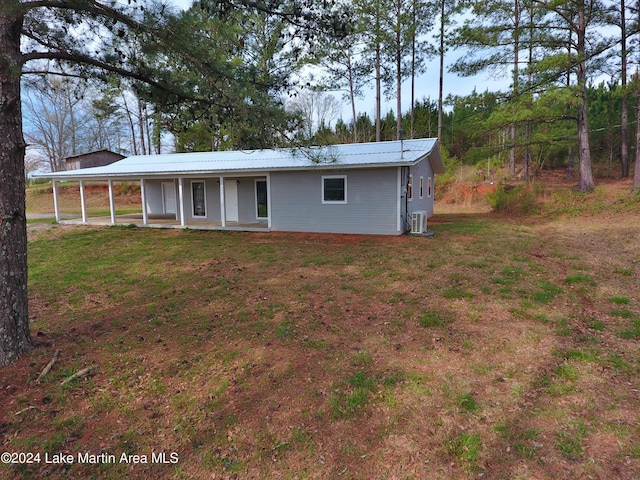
[{"xmin": 2, "ymin": 211, "xmax": 639, "ymax": 479}]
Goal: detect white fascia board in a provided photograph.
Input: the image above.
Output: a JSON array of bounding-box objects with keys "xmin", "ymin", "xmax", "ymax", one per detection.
[{"xmin": 34, "ymin": 160, "xmax": 427, "ymax": 182}]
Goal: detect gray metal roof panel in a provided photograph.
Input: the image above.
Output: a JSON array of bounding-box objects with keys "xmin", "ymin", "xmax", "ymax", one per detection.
[{"xmin": 38, "ymin": 139, "xmax": 441, "ymax": 179}]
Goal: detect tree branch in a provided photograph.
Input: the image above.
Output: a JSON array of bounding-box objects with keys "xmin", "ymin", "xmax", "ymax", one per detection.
[
  {"xmin": 21, "ymin": 50, "xmax": 202, "ymax": 103},
  {"xmin": 23, "ymin": 0, "xmax": 152, "ymax": 32}
]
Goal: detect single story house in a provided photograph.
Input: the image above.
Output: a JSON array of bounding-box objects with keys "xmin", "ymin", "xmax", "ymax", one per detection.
[
  {"xmin": 64, "ymin": 150, "xmax": 126, "ymax": 170},
  {"xmin": 36, "ymin": 138, "xmax": 444, "ymax": 236}
]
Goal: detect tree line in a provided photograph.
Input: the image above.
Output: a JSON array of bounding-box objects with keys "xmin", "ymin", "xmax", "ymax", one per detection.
[
  {"xmin": 23, "ymin": 0, "xmax": 640, "ymax": 191},
  {"xmin": 2, "ymin": 0, "xmax": 640, "ymax": 365}
]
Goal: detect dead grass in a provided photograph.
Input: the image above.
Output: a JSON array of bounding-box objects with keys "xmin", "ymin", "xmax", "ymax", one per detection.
[
  {"xmin": 1, "ymin": 178, "xmax": 639, "ymax": 479},
  {"xmin": 27, "ymin": 182, "xmax": 141, "ymax": 216}
]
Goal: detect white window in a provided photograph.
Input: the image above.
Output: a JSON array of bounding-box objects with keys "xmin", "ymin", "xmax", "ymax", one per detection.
[
  {"xmin": 427, "ymin": 177, "xmax": 432, "ymax": 198},
  {"xmin": 192, "ymin": 180, "xmax": 206, "ymax": 217},
  {"xmin": 419, "ymin": 176, "xmax": 424, "ymax": 199},
  {"xmin": 408, "ymin": 174, "xmax": 413, "ymax": 201},
  {"xmin": 255, "ymin": 179, "xmax": 268, "ymax": 219},
  {"xmin": 322, "ymin": 175, "xmax": 347, "ymax": 204}
]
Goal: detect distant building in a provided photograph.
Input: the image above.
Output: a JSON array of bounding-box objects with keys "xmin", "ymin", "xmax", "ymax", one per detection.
[{"xmin": 65, "ymin": 150, "xmax": 125, "ymax": 171}]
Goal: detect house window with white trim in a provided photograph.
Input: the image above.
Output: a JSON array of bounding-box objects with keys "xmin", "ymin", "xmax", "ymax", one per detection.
[
  {"xmin": 192, "ymin": 181, "xmax": 206, "ymax": 217},
  {"xmin": 255, "ymin": 180, "xmax": 268, "ymax": 219},
  {"xmin": 322, "ymin": 175, "xmax": 347, "ymax": 204},
  {"xmin": 407, "ymin": 174, "xmax": 413, "ymax": 201},
  {"xmin": 427, "ymin": 177, "xmax": 432, "ymax": 198},
  {"xmin": 419, "ymin": 176, "xmax": 424, "ymax": 199}
]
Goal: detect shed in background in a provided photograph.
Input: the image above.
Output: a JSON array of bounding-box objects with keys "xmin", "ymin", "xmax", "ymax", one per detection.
[{"xmin": 65, "ymin": 150, "xmax": 125, "ymax": 170}]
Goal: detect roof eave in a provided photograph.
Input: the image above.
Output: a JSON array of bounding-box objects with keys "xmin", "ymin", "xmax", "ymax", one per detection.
[{"xmin": 33, "ymin": 160, "xmax": 427, "ymax": 181}]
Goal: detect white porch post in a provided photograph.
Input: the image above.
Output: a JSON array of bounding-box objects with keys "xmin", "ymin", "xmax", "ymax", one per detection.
[
  {"xmin": 178, "ymin": 177, "xmax": 186, "ymax": 227},
  {"xmin": 108, "ymin": 179, "xmax": 116, "ymax": 224},
  {"xmin": 52, "ymin": 180, "xmax": 60, "ymax": 223},
  {"xmin": 219, "ymin": 176, "xmax": 226, "ymax": 228},
  {"xmin": 140, "ymin": 178, "xmax": 148, "ymax": 225},
  {"xmin": 79, "ymin": 180, "xmax": 87, "ymax": 223},
  {"xmin": 266, "ymin": 173, "xmax": 272, "ymax": 229}
]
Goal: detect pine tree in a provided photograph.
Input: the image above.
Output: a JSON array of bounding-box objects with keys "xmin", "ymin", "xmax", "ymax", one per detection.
[{"xmin": 0, "ymin": 0, "xmax": 347, "ymax": 366}]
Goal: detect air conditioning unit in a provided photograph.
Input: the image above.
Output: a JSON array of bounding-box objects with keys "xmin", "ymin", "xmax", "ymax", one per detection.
[{"xmin": 411, "ymin": 211, "xmax": 427, "ymax": 234}]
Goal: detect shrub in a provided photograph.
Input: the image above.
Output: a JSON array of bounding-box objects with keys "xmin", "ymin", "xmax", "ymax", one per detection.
[{"xmin": 486, "ymin": 184, "xmax": 537, "ymax": 214}]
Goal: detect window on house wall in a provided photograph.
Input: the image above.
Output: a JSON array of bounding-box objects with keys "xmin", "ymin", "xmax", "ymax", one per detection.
[
  {"xmin": 428, "ymin": 177, "xmax": 432, "ymax": 198},
  {"xmin": 192, "ymin": 181, "xmax": 206, "ymax": 217},
  {"xmin": 255, "ymin": 180, "xmax": 268, "ymax": 218},
  {"xmin": 407, "ymin": 174, "xmax": 413, "ymax": 201},
  {"xmin": 419, "ymin": 176, "xmax": 424, "ymax": 199},
  {"xmin": 322, "ymin": 175, "xmax": 347, "ymax": 204}
]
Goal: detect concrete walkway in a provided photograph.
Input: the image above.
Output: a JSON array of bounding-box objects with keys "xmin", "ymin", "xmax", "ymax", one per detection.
[{"xmin": 26, "ymin": 213, "xmax": 77, "ymax": 220}]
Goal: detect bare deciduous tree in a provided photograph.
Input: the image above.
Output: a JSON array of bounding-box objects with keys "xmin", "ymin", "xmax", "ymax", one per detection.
[{"xmin": 287, "ymin": 90, "xmax": 343, "ymax": 140}]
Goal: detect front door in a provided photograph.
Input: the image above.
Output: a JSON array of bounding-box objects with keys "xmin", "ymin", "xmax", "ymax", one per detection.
[
  {"xmin": 162, "ymin": 181, "xmax": 176, "ymax": 214},
  {"xmin": 224, "ymin": 180, "xmax": 239, "ymax": 222}
]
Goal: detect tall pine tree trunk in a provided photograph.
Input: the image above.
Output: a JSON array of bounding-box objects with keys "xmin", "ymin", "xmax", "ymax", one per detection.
[
  {"xmin": 122, "ymin": 93, "xmax": 138, "ymax": 155},
  {"xmin": 437, "ymin": 0, "xmax": 444, "ymax": 141},
  {"xmin": 347, "ymin": 53, "xmax": 358, "ymax": 143},
  {"xmin": 634, "ymin": 86, "xmax": 640, "ymax": 192},
  {"xmin": 0, "ymin": 5, "xmax": 32, "ymax": 366},
  {"xmin": 396, "ymin": 47, "xmax": 402, "ymax": 140},
  {"xmin": 576, "ymin": 0, "xmax": 594, "ymax": 192},
  {"xmin": 621, "ymin": 0, "xmax": 629, "ymax": 177},
  {"xmin": 510, "ymin": 0, "xmax": 520, "ymax": 177},
  {"xmin": 577, "ymin": 87, "xmax": 594, "ymax": 192},
  {"xmin": 566, "ymin": 39, "xmax": 573, "ymax": 179},
  {"xmin": 395, "ymin": 6, "xmax": 402, "ymax": 141},
  {"xmin": 373, "ymin": 1, "xmax": 382, "ymax": 142},
  {"xmin": 138, "ymin": 98, "xmax": 147, "ymax": 155},
  {"xmin": 375, "ymin": 44, "xmax": 381, "ymax": 142},
  {"xmin": 410, "ymin": 0, "xmax": 417, "ymax": 139}
]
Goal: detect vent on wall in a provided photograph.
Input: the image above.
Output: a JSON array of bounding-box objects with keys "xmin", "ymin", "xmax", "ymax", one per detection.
[{"xmin": 411, "ymin": 211, "xmax": 427, "ymax": 234}]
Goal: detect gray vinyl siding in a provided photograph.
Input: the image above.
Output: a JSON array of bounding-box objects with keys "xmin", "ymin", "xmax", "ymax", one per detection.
[
  {"xmin": 205, "ymin": 179, "xmax": 221, "ymax": 221},
  {"xmin": 237, "ymin": 178, "xmax": 260, "ymax": 222},
  {"xmin": 143, "ymin": 179, "xmax": 165, "ymax": 215},
  {"xmin": 270, "ymin": 168, "xmax": 400, "ymax": 235},
  {"xmin": 404, "ymin": 157, "xmax": 435, "ymax": 219}
]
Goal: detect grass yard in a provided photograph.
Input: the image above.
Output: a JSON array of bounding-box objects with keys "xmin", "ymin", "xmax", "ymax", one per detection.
[{"xmin": 2, "ymin": 179, "xmax": 640, "ymax": 479}]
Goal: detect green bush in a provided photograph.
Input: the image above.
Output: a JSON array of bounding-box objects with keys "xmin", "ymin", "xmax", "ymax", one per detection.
[{"xmin": 486, "ymin": 184, "xmax": 537, "ymax": 214}]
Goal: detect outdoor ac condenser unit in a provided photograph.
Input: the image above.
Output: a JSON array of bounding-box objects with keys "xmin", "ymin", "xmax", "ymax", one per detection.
[{"xmin": 411, "ymin": 211, "xmax": 427, "ymax": 234}]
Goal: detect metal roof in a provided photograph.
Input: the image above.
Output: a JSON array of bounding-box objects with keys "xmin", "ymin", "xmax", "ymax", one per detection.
[{"xmin": 38, "ymin": 138, "xmax": 443, "ymax": 179}]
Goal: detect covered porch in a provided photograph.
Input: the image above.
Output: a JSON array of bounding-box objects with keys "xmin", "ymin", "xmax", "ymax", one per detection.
[{"xmin": 50, "ymin": 174, "xmax": 271, "ymax": 232}]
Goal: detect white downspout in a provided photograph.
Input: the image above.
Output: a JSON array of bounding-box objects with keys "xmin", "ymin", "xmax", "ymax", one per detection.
[{"xmin": 108, "ymin": 179, "xmax": 116, "ymax": 225}]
